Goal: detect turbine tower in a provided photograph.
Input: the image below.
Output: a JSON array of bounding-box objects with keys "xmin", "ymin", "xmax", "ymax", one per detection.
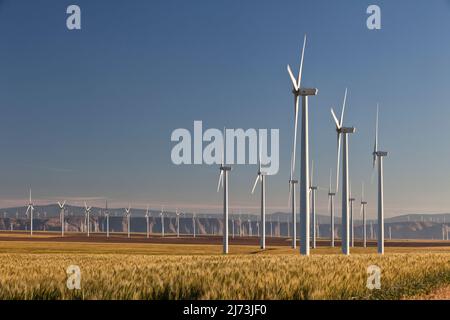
[
  {"xmin": 124, "ymin": 205, "xmax": 131, "ymax": 238},
  {"xmin": 160, "ymin": 206, "xmax": 165, "ymax": 237},
  {"xmin": 287, "ymin": 34, "xmax": 318, "ymax": 255},
  {"xmin": 175, "ymin": 209, "xmax": 183, "ymax": 238},
  {"xmin": 192, "ymin": 212, "xmax": 196, "ymax": 238},
  {"xmin": 251, "ymin": 140, "xmax": 267, "ymax": 249},
  {"xmin": 84, "ymin": 202, "xmax": 92, "ymax": 237},
  {"xmin": 145, "ymin": 205, "xmax": 150, "ymax": 238},
  {"xmin": 349, "ymin": 185, "xmax": 356, "ymax": 248},
  {"xmin": 331, "ymin": 88, "xmax": 356, "ymax": 255},
  {"xmin": 58, "ymin": 200, "xmax": 66, "ymax": 237},
  {"xmin": 105, "ymin": 200, "xmax": 110, "ymax": 238},
  {"xmin": 373, "ymin": 105, "xmax": 388, "ymax": 254},
  {"xmin": 25, "ymin": 189, "xmax": 34, "ymax": 236},
  {"xmin": 217, "ymin": 129, "xmax": 231, "ymax": 254},
  {"xmin": 360, "ymin": 183, "xmax": 368, "ymax": 248},
  {"xmin": 328, "ymin": 170, "xmax": 336, "ymax": 247},
  {"xmin": 309, "ymin": 161, "xmax": 318, "ymax": 249}
]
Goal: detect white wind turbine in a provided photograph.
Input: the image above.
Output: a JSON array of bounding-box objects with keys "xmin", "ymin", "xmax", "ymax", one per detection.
[
  {"xmin": 217, "ymin": 128, "xmax": 231, "ymax": 254},
  {"xmin": 58, "ymin": 200, "xmax": 66, "ymax": 237},
  {"xmin": 349, "ymin": 183, "xmax": 356, "ymax": 247},
  {"xmin": 25, "ymin": 189, "xmax": 34, "ymax": 236},
  {"xmin": 331, "ymin": 88, "xmax": 356, "ymax": 255},
  {"xmin": 175, "ymin": 209, "xmax": 183, "ymax": 238},
  {"xmin": 192, "ymin": 212, "xmax": 196, "ymax": 238},
  {"xmin": 105, "ymin": 200, "xmax": 110, "ymax": 238},
  {"xmin": 309, "ymin": 161, "xmax": 318, "ymax": 249},
  {"xmin": 372, "ymin": 105, "xmax": 388, "ymax": 254},
  {"xmin": 160, "ymin": 206, "xmax": 165, "ymax": 237},
  {"xmin": 145, "ymin": 205, "xmax": 150, "ymax": 238},
  {"xmin": 287, "ymin": 34, "xmax": 318, "ymax": 256},
  {"xmin": 124, "ymin": 205, "xmax": 131, "ymax": 238},
  {"xmin": 328, "ymin": 169, "xmax": 336, "ymax": 247},
  {"xmin": 251, "ymin": 140, "xmax": 267, "ymax": 249},
  {"xmin": 84, "ymin": 202, "xmax": 92, "ymax": 237},
  {"xmin": 360, "ymin": 183, "xmax": 368, "ymax": 248}
]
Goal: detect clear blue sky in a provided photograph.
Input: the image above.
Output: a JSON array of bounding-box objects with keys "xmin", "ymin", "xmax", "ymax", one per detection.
[{"xmin": 1, "ymin": 0, "xmax": 450, "ymax": 217}]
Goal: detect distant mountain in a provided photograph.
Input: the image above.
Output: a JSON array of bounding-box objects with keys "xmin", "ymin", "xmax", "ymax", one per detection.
[{"xmin": 0, "ymin": 205, "xmax": 448, "ymax": 240}]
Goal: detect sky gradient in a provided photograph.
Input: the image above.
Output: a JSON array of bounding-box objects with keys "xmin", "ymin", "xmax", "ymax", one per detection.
[{"xmin": 1, "ymin": 1, "xmax": 450, "ymax": 217}]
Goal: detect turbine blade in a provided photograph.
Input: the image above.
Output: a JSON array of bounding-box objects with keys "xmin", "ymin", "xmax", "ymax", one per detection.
[
  {"xmin": 288, "ymin": 182, "xmax": 292, "ymax": 208},
  {"xmin": 291, "ymin": 96, "xmax": 300, "ymax": 177},
  {"xmin": 361, "ymin": 182, "xmax": 365, "ymax": 201},
  {"xmin": 287, "ymin": 65, "xmax": 299, "ymax": 91},
  {"xmin": 331, "ymin": 108, "xmax": 340, "ymax": 128},
  {"xmin": 251, "ymin": 175, "xmax": 260, "ymax": 194},
  {"xmin": 217, "ymin": 171, "xmax": 223, "ymax": 192},
  {"xmin": 329, "ymin": 168, "xmax": 332, "ymax": 193},
  {"xmin": 339, "ymin": 88, "xmax": 348, "ymax": 127},
  {"xmin": 336, "ymin": 133, "xmax": 341, "ymax": 193},
  {"xmin": 310, "ymin": 160, "xmax": 314, "ymax": 187},
  {"xmin": 360, "ymin": 203, "xmax": 363, "ymax": 217},
  {"xmin": 297, "ymin": 34, "xmax": 307, "ymax": 89},
  {"xmin": 373, "ymin": 104, "xmax": 379, "ymax": 168}
]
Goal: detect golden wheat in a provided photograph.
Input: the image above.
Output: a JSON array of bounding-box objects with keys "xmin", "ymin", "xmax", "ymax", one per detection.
[{"xmin": 0, "ymin": 252, "xmax": 449, "ymax": 300}]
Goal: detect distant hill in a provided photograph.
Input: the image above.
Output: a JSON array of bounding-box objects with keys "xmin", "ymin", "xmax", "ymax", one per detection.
[{"xmin": 0, "ymin": 205, "xmax": 449, "ymax": 240}]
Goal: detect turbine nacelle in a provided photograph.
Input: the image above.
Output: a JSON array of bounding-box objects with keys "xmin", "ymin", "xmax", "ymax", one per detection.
[
  {"xmin": 338, "ymin": 127, "xmax": 356, "ymax": 134},
  {"xmin": 292, "ymin": 88, "xmax": 318, "ymax": 96},
  {"xmin": 361, "ymin": 201, "xmax": 368, "ymax": 205},
  {"xmin": 374, "ymin": 151, "xmax": 388, "ymax": 157}
]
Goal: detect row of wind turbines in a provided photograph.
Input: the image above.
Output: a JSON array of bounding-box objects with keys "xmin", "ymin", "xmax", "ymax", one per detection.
[{"xmin": 217, "ymin": 35, "xmax": 388, "ymax": 255}]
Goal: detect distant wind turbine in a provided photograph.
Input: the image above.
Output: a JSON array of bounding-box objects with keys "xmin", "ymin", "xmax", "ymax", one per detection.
[
  {"xmin": 124, "ymin": 205, "xmax": 131, "ymax": 238},
  {"xmin": 217, "ymin": 128, "xmax": 231, "ymax": 254},
  {"xmin": 360, "ymin": 183, "xmax": 368, "ymax": 248},
  {"xmin": 251, "ymin": 139, "xmax": 267, "ymax": 249},
  {"xmin": 331, "ymin": 88, "xmax": 356, "ymax": 255},
  {"xmin": 372, "ymin": 104, "xmax": 388, "ymax": 254},
  {"xmin": 25, "ymin": 189, "xmax": 34, "ymax": 236},
  {"xmin": 175, "ymin": 209, "xmax": 183, "ymax": 238},
  {"xmin": 84, "ymin": 202, "xmax": 92, "ymax": 237},
  {"xmin": 145, "ymin": 205, "xmax": 150, "ymax": 238},
  {"xmin": 309, "ymin": 161, "xmax": 318, "ymax": 249},
  {"xmin": 328, "ymin": 169, "xmax": 336, "ymax": 247},
  {"xmin": 58, "ymin": 200, "xmax": 66, "ymax": 237},
  {"xmin": 105, "ymin": 200, "xmax": 110, "ymax": 238},
  {"xmin": 160, "ymin": 206, "xmax": 165, "ymax": 237}
]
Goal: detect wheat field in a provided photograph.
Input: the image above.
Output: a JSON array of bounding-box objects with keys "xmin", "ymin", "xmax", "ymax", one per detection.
[{"xmin": 0, "ymin": 249, "xmax": 449, "ymax": 299}]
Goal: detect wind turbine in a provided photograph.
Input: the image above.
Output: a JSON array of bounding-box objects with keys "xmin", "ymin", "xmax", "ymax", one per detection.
[
  {"xmin": 58, "ymin": 200, "xmax": 66, "ymax": 237},
  {"xmin": 331, "ymin": 88, "xmax": 356, "ymax": 255},
  {"xmin": 25, "ymin": 189, "xmax": 34, "ymax": 236},
  {"xmin": 124, "ymin": 205, "xmax": 131, "ymax": 238},
  {"xmin": 328, "ymin": 169, "xmax": 336, "ymax": 247},
  {"xmin": 309, "ymin": 161, "xmax": 318, "ymax": 249},
  {"xmin": 175, "ymin": 209, "xmax": 183, "ymax": 238},
  {"xmin": 372, "ymin": 104, "xmax": 388, "ymax": 254},
  {"xmin": 349, "ymin": 184, "xmax": 356, "ymax": 247},
  {"xmin": 145, "ymin": 205, "xmax": 150, "ymax": 238},
  {"xmin": 192, "ymin": 212, "xmax": 196, "ymax": 238},
  {"xmin": 105, "ymin": 200, "xmax": 110, "ymax": 238},
  {"xmin": 287, "ymin": 34, "xmax": 318, "ymax": 255},
  {"xmin": 84, "ymin": 202, "xmax": 92, "ymax": 237},
  {"xmin": 217, "ymin": 128, "xmax": 231, "ymax": 254},
  {"xmin": 251, "ymin": 139, "xmax": 267, "ymax": 249},
  {"xmin": 360, "ymin": 183, "xmax": 368, "ymax": 248},
  {"xmin": 160, "ymin": 206, "xmax": 165, "ymax": 237}
]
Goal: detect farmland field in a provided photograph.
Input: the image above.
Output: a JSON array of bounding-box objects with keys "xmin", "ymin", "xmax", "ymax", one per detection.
[{"xmin": 0, "ymin": 233, "xmax": 449, "ymax": 300}]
